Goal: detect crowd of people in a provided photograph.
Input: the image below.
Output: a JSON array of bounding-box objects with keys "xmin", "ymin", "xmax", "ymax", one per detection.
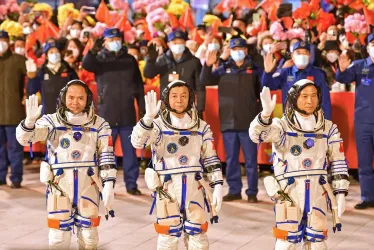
[{"xmin": 1, "ymin": 0, "xmax": 374, "ymax": 211}]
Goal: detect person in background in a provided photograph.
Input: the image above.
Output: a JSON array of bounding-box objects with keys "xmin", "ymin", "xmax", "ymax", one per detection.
[
  {"xmin": 82, "ymin": 28, "xmax": 145, "ymax": 195},
  {"xmin": 186, "ymin": 40, "xmax": 199, "ymax": 56},
  {"xmin": 0, "ymin": 30, "xmax": 27, "ymax": 189},
  {"xmin": 320, "ymin": 41, "xmax": 341, "ymax": 89},
  {"xmin": 13, "ymin": 37, "xmax": 26, "ymax": 57},
  {"xmin": 64, "ymin": 38, "xmax": 85, "ymax": 72}
]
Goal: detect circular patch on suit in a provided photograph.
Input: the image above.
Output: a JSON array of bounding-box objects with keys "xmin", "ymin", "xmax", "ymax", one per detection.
[
  {"xmin": 60, "ymin": 138, "xmax": 70, "ymax": 149},
  {"xmin": 302, "ymin": 158, "xmax": 313, "ymax": 169},
  {"xmin": 290, "ymin": 145, "xmax": 302, "ymax": 156},
  {"xmin": 71, "ymin": 150, "xmax": 82, "ymax": 160},
  {"xmin": 73, "ymin": 132, "xmax": 82, "ymax": 142},
  {"xmin": 178, "ymin": 155, "xmax": 189, "ymax": 165},
  {"xmin": 167, "ymin": 143, "xmax": 178, "ymax": 154},
  {"xmin": 178, "ymin": 136, "xmax": 189, "ymax": 146}
]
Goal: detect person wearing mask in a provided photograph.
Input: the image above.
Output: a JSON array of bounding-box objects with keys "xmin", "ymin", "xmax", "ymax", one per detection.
[
  {"xmin": 139, "ymin": 40, "xmax": 150, "ymax": 60},
  {"xmin": 0, "ymin": 30, "xmax": 27, "ymax": 189},
  {"xmin": 64, "ymin": 38, "xmax": 85, "ymax": 72},
  {"xmin": 263, "ymin": 41, "xmax": 332, "ymax": 120},
  {"xmin": 195, "ymin": 34, "xmax": 222, "ymax": 65},
  {"xmin": 320, "ymin": 41, "xmax": 341, "ymax": 89},
  {"xmin": 335, "ymin": 33, "xmax": 374, "ymax": 209},
  {"xmin": 82, "ymin": 28, "xmax": 145, "ymax": 195},
  {"xmin": 144, "ymin": 30, "xmax": 205, "ymax": 117},
  {"xmin": 259, "ymin": 35, "xmax": 274, "ymax": 56},
  {"xmin": 69, "ymin": 21, "xmax": 83, "ymax": 39},
  {"xmin": 22, "ymin": 21, "xmax": 33, "ymax": 36},
  {"xmin": 200, "ymin": 38, "xmax": 262, "ymax": 203},
  {"xmin": 26, "ymin": 42, "xmax": 78, "ymax": 115},
  {"xmin": 13, "ymin": 37, "xmax": 26, "ymax": 57}
]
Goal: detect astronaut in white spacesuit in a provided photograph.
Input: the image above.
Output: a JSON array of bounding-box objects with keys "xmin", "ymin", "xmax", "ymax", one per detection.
[
  {"xmin": 131, "ymin": 80, "xmax": 223, "ymax": 250},
  {"xmin": 249, "ymin": 80, "xmax": 350, "ymax": 250},
  {"xmin": 16, "ymin": 80, "xmax": 117, "ymax": 249}
]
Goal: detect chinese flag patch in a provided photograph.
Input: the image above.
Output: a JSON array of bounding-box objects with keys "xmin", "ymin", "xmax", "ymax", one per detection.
[
  {"xmin": 61, "ymin": 72, "xmax": 68, "ymax": 78},
  {"xmin": 246, "ymin": 69, "xmax": 252, "ymax": 74},
  {"xmin": 307, "ymin": 76, "xmax": 314, "ymax": 81},
  {"xmin": 339, "ymin": 142, "xmax": 344, "ymax": 152},
  {"xmin": 108, "ymin": 136, "xmax": 113, "ymax": 146}
]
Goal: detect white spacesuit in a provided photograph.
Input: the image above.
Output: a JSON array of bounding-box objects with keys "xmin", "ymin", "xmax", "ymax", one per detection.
[
  {"xmin": 249, "ymin": 80, "xmax": 349, "ymax": 250},
  {"xmin": 16, "ymin": 80, "xmax": 117, "ymax": 249},
  {"xmin": 131, "ymin": 81, "xmax": 223, "ymax": 250}
]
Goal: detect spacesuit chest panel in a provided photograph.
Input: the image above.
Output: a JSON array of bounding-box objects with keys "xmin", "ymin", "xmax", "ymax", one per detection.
[
  {"xmin": 48, "ymin": 126, "xmax": 98, "ymax": 164},
  {"xmin": 284, "ymin": 132, "xmax": 328, "ymax": 172},
  {"xmin": 154, "ymin": 129, "xmax": 203, "ymax": 170}
]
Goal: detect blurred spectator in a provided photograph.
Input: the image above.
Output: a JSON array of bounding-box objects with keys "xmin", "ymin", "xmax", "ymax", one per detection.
[
  {"xmin": 82, "ymin": 28, "xmax": 145, "ymax": 195},
  {"xmin": 13, "ymin": 36, "xmax": 26, "ymax": 57},
  {"xmin": 0, "ymin": 30, "xmax": 27, "ymax": 189}
]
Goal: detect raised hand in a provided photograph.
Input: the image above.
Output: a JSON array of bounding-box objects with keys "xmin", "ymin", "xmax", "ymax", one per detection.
[{"xmin": 260, "ymin": 87, "xmax": 276, "ymax": 117}]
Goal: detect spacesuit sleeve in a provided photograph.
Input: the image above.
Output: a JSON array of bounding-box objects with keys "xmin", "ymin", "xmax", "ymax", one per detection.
[
  {"xmin": 16, "ymin": 115, "xmax": 52, "ymax": 146},
  {"xmin": 96, "ymin": 120, "xmax": 117, "ymax": 184},
  {"xmin": 327, "ymin": 123, "xmax": 350, "ymax": 196},
  {"xmin": 200, "ymin": 122, "xmax": 223, "ymax": 188},
  {"xmin": 249, "ymin": 114, "xmax": 286, "ymax": 147},
  {"xmin": 131, "ymin": 119, "xmax": 162, "ymax": 149}
]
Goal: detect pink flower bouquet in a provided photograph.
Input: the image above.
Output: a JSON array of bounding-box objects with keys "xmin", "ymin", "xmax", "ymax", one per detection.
[
  {"xmin": 344, "ymin": 13, "xmax": 368, "ymax": 37},
  {"xmin": 270, "ymin": 21, "xmax": 288, "ymax": 41},
  {"xmin": 287, "ymin": 28, "xmax": 305, "ymax": 40},
  {"xmin": 146, "ymin": 8, "xmax": 169, "ymax": 33},
  {"xmin": 145, "ymin": 0, "xmax": 170, "ymax": 13},
  {"xmin": 92, "ymin": 22, "xmax": 107, "ymax": 37}
]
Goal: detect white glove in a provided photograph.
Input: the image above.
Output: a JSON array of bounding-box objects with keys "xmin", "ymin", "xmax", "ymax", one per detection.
[
  {"xmin": 337, "ymin": 193, "xmax": 346, "ymax": 218},
  {"xmin": 143, "ymin": 90, "xmax": 161, "ymax": 126},
  {"xmin": 145, "ymin": 168, "xmax": 162, "ymax": 191},
  {"xmin": 212, "ymin": 184, "xmax": 223, "ymax": 213},
  {"xmin": 25, "ymin": 94, "xmax": 42, "ymax": 128},
  {"xmin": 25, "ymin": 58, "xmax": 37, "ymax": 73},
  {"xmin": 260, "ymin": 87, "xmax": 277, "ymax": 117},
  {"xmin": 102, "ymin": 181, "xmax": 114, "ymax": 209}
]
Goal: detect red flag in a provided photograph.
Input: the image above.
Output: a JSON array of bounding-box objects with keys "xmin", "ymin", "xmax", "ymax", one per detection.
[
  {"xmin": 83, "ymin": 38, "xmax": 94, "ymax": 55},
  {"xmin": 211, "ymin": 20, "xmax": 221, "ymax": 37},
  {"xmin": 236, "ymin": 0, "xmax": 256, "ymax": 9},
  {"xmin": 168, "ymin": 13, "xmax": 180, "ymax": 29},
  {"xmin": 222, "ymin": 14, "xmax": 233, "ymax": 27},
  {"xmin": 192, "ymin": 28, "xmax": 204, "ymax": 45},
  {"xmin": 95, "ymin": 0, "xmax": 111, "ymax": 26},
  {"xmin": 258, "ymin": 14, "xmax": 268, "ymax": 32},
  {"xmin": 179, "ymin": 7, "xmax": 194, "ymax": 31},
  {"xmin": 261, "ymin": 0, "xmax": 281, "ymax": 14},
  {"xmin": 35, "ymin": 20, "xmax": 60, "ymax": 44}
]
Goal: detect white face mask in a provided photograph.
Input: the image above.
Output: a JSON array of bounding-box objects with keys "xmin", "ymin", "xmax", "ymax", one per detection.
[
  {"xmin": 136, "ymin": 29, "xmax": 144, "ymax": 38},
  {"xmin": 15, "ymin": 47, "xmax": 25, "ymax": 56},
  {"xmin": 262, "ymin": 44, "xmax": 271, "ymax": 54},
  {"xmin": 0, "ymin": 41, "xmax": 9, "ymax": 54},
  {"xmin": 70, "ymin": 29, "xmax": 81, "ymax": 39},
  {"xmin": 170, "ymin": 44, "xmax": 185, "ymax": 55},
  {"xmin": 369, "ymin": 45, "xmax": 374, "ymax": 58},
  {"xmin": 207, "ymin": 43, "xmax": 220, "ymax": 51},
  {"xmin": 48, "ymin": 53, "xmax": 61, "ymax": 64},
  {"xmin": 23, "ymin": 27, "xmax": 32, "ymax": 35},
  {"xmin": 294, "ymin": 54, "xmax": 309, "ymax": 68},
  {"xmin": 326, "ymin": 52, "xmax": 339, "ymax": 63}
]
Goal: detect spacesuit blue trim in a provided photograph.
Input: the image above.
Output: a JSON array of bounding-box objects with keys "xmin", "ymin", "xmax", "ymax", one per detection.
[
  {"xmin": 312, "ymin": 207, "xmax": 326, "ymax": 216},
  {"xmin": 162, "ymin": 131, "xmax": 203, "ymax": 136},
  {"xmin": 73, "ymin": 169, "xmax": 78, "ymax": 208},
  {"xmin": 190, "ymin": 201, "xmax": 203, "ymax": 209},
  {"xmin": 55, "ymin": 126, "xmax": 97, "ymax": 132},
  {"xmin": 149, "ymin": 192, "xmax": 157, "ymax": 215},
  {"xmin": 81, "ymin": 196, "xmax": 98, "ymax": 207},
  {"xmin": 328, "ymin": 139, "xmax": 343, "ymax": 144},
  {"xmin": 29, "ymin": 142, "xmax": 33, "ymax": 158},
  {"xmin": 49, "ymin": 210, "xmax": 70, "ymax": 214},
  {"xmin": 181, "ymin": 174, "xmax": 187, "ymax": 213},
  {"xmin": 286, "ymin": 132, "xmax": 327, "ymax": 138},
  {"xmin": 98, "ymin": 134, "xmax": 110, "ymax": 138}
]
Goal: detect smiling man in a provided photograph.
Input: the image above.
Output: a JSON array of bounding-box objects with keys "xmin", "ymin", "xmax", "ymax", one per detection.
[
  {"xmin": 131, "ymin": 80, "xmax": 223, "ymax": 250},
  {"xmin": 249, "ymin": 80, "xmax": 349, "ymax": 250},
  {"xmin": 16, "ymin": 80, "xmax": 117, "ymax": 249}
]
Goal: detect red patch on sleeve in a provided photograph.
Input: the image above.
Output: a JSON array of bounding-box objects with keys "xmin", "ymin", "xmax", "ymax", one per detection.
[
  {"xmin": 307, "ymin": 76, "xmax": 314, "ymax": 81},
  {"xmin": 61, "ymin": 72, "xmax": 68, "ymax": 78},
  {"xmin": 246, "ymin": 70, "xmax": 252, "ymax": 74},
  {"xmin": 108, "ymin": 136, "xmax": 113, "ymax": 147},
  {"xmin": 339, "ymin": 142, "xmax": 344, "ymax": 153}
]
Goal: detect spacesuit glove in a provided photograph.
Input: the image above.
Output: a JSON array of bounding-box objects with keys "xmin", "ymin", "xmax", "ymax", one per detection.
[
  {"xmin": 145, "ymin": 168, "xmax": 162, "ymax": 191},
  {"xmin": 102, "ymin": 181, "xmax": 115, "ymax": 220},
  {"xmin": 25, "ymin": 94, "xmax": 42, "ymax": 128},
  {"xmin": 260, "ymin": 87, "xmax": 276, "ymax": 118},
  {"xmin": 337, "ymin": 193, "xmax": 346, "ymax": 218},
  {"xmin": 143, "ymin": 90, "xmax": 161, "ymax": 126},
  {"xmin": 212, "ymin": 184, "xmax": 223, "ymax": 213}
]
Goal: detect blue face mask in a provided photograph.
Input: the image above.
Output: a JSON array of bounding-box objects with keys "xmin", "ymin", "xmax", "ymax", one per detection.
[
  {"xmin": 48, "ymin": 53, "xmax": 61, "ymax": 64},
  {"xmin": 108, "ymin": 41, "xmax": 122, "ymax": 52},
  {"xmin": 230, "ymin": 50, "xmax": 246, "ymax": 62}
]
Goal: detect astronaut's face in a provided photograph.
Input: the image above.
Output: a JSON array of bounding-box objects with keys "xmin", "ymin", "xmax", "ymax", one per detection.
[
  {"xmin": 169, "ymin": 86, "xmax": 189, "ymax": 113},
  {"xmin": 296, "ymin": 85, "xmax": 319, "ymax": 115},
  {"xmin": 66, "ymin": 85, "xmax": 88, "ymax": 114}
]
